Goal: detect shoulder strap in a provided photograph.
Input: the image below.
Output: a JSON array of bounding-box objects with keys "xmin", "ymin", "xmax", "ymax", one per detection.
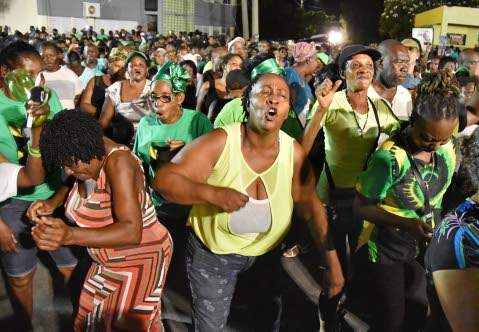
[{"xmin": 324, "ymin": 97, "xmax": 382, "ymax": 190}]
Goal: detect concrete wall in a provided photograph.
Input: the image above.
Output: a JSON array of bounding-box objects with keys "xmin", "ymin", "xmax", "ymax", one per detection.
[{"xmin": 37, "ymin": 0, "xmax": 146, "ymax": 22}]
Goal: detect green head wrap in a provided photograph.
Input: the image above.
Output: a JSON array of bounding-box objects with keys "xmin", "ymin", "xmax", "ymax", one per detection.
[
  {"xmin": 153, "ymin": 62, "xmax": 190, "ymax": 93},
  {"xmin": 250, "ymin": 58, "xmax": 285, "ymax": 80}
]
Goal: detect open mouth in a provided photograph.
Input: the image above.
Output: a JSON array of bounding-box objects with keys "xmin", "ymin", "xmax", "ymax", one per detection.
[{"xmin": 265, "ymin": 108, "xmax": 277, "ymax": 121}]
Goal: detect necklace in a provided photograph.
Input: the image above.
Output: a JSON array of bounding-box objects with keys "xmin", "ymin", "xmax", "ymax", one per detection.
[
  {"xmin": 347, "ymin": 97, "xmax": 370, "ymax": 137},
  {"xmin": 347, "ymin": 94, "xmax": 370, "ymax": 137}
]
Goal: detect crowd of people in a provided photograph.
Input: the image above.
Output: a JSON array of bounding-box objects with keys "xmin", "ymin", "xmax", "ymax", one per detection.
[{"xmin": 0, "ymin": 23, "xmax": 478, "ymax": 332}]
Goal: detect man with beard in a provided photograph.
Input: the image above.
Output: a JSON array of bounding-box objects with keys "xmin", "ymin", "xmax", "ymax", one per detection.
[{"xmin": 368, "ymin": 39, "xmax": 413, "ymax": 121}]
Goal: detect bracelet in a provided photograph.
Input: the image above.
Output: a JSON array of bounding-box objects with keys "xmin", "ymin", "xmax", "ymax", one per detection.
[{"xmin": 27, "ymin": 143, "xmax": 41, "ymax": 158}]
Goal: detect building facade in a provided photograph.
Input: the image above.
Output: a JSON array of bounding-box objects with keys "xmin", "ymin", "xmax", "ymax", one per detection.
[
  {"xmin": 0, "ymin": 0, "xmax": 237, "ymax": 35},
  {"xmin": 414, "ymin": 6, "xmax": 479, "ymax": 49}
]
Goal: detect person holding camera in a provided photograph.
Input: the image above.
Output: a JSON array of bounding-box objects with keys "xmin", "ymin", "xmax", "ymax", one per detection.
[{"xmin": 351, "ymin": 71, "xmax": 460, "ymax": 331}]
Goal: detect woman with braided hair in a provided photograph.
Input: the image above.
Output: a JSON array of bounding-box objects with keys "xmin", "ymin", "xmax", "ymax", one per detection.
[{"xmin": 351, "ymin": 70, "xmax": 461, "ymax": 331}]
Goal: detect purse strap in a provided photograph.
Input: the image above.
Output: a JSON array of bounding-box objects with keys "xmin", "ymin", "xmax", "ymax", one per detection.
[{"xmin": 324, "ymin": 97, "xmax": 381, "ymax": 191}]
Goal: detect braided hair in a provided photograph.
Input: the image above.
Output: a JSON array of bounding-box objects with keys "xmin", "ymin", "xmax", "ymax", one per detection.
[
  {"xmin": 40, "ymin": 110, "xmax": 106, "ymax": 173},
  {"xmin": 411, "ymin": 70, "xmax": 462, "ymax": 125}
]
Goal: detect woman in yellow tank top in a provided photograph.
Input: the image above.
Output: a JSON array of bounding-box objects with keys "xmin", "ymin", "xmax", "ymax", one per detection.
[{"xmin": 153, "ymin": 72, "xmax": 343, "ymax": 332}]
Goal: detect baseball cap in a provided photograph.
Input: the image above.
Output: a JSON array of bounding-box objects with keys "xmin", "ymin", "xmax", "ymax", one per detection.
[{"xmin": 337, "ymin": 44, "xmax": 381, "ymax": 69}]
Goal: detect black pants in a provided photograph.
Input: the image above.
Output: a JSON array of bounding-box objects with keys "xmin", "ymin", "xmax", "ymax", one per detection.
[{"xmin": 349, "ymin": 248, "xmax": 428, "ymax": 332}]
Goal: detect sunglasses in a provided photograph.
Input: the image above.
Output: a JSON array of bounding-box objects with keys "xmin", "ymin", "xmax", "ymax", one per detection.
[{"xmin": 149, "ymin": 92, "xmax": 175, "ymax": 104}]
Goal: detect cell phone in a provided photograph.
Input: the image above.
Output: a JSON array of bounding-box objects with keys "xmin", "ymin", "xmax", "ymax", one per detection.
[{"xmin": 29, "ymin": 86, "xmax": 47, "ymax": 104}]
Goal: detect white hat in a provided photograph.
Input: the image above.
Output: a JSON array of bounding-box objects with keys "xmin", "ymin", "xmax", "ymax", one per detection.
[{"xmin": 227, "ymin": 37, "xmax": 245, "ymax": 52}]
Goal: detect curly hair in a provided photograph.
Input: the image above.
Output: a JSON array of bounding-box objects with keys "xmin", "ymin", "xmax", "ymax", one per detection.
[
  {"xmin": 411, "ymin": 70, "xmax": 462, "ymax": 124},
  {"xmin": 40, "ymin": 110, "xmax": 106, "ymax": 173}
]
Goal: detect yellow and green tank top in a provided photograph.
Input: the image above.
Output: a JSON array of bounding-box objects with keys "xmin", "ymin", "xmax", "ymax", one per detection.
[{"xmin": 188, "ymin": 122, "xmax": 295, "ymax": 256}]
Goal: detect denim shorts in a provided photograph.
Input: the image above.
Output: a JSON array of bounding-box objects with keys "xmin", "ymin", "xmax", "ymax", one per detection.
[{"xmin": 0, "ymin": 199, "xmax": 78, "ymax": 277}]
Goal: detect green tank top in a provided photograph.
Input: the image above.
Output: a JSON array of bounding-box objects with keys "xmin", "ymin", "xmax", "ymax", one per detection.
[{"xmin": 188, "ymin": 123, "xmax": 295, "ymax": 256}]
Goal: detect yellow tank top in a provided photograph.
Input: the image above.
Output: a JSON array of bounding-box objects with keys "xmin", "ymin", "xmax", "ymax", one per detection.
[{"xmin": 188, "ymin": 123, "xmax": 295, "ymax": 256}]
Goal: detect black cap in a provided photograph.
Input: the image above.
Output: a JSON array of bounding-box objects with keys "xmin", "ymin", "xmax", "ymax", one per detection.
[{"xmin": 337, "ymin": 44, "xmax": 381, "ymax": 69}]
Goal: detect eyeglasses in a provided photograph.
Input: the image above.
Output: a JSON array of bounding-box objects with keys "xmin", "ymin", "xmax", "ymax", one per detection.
[{"xmin": 149, "ymin": 92, "xmax": 174, "ymax": 104}]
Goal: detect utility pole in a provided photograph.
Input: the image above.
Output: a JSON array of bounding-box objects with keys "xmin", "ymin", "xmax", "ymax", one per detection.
[
  {"xmin": 241, "ymin": 0, "xmax": 249, "ymax": 39},
  {"xmin": 252, "ymin": 0, "xmax": 259, "ymax": 40}
]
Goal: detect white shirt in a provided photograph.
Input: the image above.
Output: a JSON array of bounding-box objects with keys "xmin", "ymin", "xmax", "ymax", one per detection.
[
  {"xmin": 368, "ymin": 85, "xmax": 413, "ymax": 121},
  {"xmin": 0, "ymin": 163, "xmax": 23, "ymax": 202},
  {"xmin": 38, "ymin": 66, "xmax": 83, "ymax": 110}
]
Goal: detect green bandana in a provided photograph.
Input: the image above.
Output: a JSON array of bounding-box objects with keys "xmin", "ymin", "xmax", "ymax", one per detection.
[
  {"xmin": 153, "ymin": 62, "xmax": 190, "ymax": 93},
  {"xmin": 251, "ymin": 58, "xmax": 285, "ymax": 79}
]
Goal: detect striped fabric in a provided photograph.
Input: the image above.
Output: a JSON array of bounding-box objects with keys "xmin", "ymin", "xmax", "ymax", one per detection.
[{"xmin": 65, "ymin": 146, "xmax": 172, "ymax": 332}]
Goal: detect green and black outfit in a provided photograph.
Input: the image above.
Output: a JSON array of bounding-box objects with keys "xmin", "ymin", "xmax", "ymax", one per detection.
[{"xmin": 350, "ymin": 130, "xmax": 456, "ymax": 331}]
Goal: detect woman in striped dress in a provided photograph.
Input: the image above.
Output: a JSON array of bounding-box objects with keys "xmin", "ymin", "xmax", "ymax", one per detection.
[{"xmin": 27, "ymin": 110, "xmax": 172, "ymax": 331}]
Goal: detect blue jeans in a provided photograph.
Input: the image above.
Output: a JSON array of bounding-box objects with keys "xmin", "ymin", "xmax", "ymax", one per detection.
[{"xmin": 185, "ymin": 231, "xmax": 282, "ymax": 332}]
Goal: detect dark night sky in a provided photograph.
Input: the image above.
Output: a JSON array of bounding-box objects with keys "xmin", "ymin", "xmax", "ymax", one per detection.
[{"xmin": 300, "ymin": 0, "xmax": 384, "ymax": 43}]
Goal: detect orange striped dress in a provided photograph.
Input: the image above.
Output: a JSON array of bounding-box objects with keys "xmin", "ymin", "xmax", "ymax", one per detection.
[{"xmin": 65, "ymin": 146, "xmax": 173, "ymax": 332}]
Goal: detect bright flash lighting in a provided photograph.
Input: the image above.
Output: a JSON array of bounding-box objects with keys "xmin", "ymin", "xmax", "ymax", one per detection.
[{"xmin": 328, "ymin": 30, "xmax": 343, "ymax": 45}]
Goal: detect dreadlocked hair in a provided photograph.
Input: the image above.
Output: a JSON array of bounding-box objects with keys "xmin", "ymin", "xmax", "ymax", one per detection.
[
  {"xmin": 411, "ymin": 69, "xmax": 462, "ymax": 124},
  {"xmin": 40, "ymin": 110, "xmax": 106, "ymax": 173},
  {"xmin": 241, "ymin": 73, "xmax": 290, "ymax": 119}
]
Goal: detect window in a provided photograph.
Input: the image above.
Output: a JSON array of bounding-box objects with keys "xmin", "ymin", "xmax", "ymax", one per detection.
[{"xmin": 145, "ymin": 0, "xmax": 158, "ymax": 11}]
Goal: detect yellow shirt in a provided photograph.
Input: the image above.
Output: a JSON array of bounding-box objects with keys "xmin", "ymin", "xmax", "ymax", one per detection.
[
  {"xmin": 310, "ymin": 90, "xmax": 400, "ymax": 202},
  {"xmin": 188, "ymin": 123, "xmax": 295, "ymax": 256}
]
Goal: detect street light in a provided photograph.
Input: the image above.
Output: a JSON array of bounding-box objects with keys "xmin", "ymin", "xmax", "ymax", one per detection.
[{"xmin": 328, "ymin": 30, "xmax": 343, "ymax": 45}]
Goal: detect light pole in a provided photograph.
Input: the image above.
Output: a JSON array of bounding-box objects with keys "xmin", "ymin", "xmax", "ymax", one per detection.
[
  {"xmin": 252, "ymin": 0, "xmax": 259, "ymax": 40},
  {"xmin": 241, "ymin": 0, "xmax": 249, "ymax": 39}
]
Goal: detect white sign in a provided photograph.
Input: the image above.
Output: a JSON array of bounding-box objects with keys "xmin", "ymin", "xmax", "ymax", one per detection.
[
  {"xmin": 412, "ymin": 28, "xmax": 434, "ymax": 51},
  {"xmin": 83, "ymin": 2, "xmax": 101, "ymax": 18}
]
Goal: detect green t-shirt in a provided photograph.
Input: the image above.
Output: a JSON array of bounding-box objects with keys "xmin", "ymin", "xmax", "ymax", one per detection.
[
  {"xmin": 96, "ymin": 34, "xmax": 110, "ymax": 41},
  {"xmin": 0, "ymin": 90, "xmax": 64, "ymax": 201},
  {"xmin": 356, "ymin": 136, "xmax": 456, "ymax": 263},
  {"xmin": 133, "ymin": 109, "xmax": 213, "ymax": 207},
  {"xmin": 213, "ymin": 97, "xmax": 304, "ymax": 140},
  {"xmin": 311, "ymin": 90, "xmax": 400, "ymax": 202}
]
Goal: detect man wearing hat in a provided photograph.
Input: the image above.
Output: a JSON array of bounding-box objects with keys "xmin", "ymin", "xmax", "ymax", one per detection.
[
  {"xmin": 285, "ymin": 42, "xmax": 321, "ymax": 125},
  {"xmin": 401, "ymin": 38, "xmax": 422, "ymax": 90},
  {"xmin": 368, "ymin": 39, "xmax": 413, "ymax": 121}
]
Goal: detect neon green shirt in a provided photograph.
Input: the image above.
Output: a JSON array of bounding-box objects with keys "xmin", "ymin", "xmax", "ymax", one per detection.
[
  {"xmin": 189, "ymin": 123, "xmax": 295, "ymax": 256},
  {"xmin": 0, "ymin": 89, "xmax": 64, "ymax": 201},
  {"xmin": 311, "ymin": 90, "xmax": 400, "ymax": 202}
]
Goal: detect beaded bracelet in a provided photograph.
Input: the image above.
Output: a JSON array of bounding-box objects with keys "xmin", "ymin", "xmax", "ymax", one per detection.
[{"xmin": 27, "ymin": 143, "xmax": 41, "ymax": 158}]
